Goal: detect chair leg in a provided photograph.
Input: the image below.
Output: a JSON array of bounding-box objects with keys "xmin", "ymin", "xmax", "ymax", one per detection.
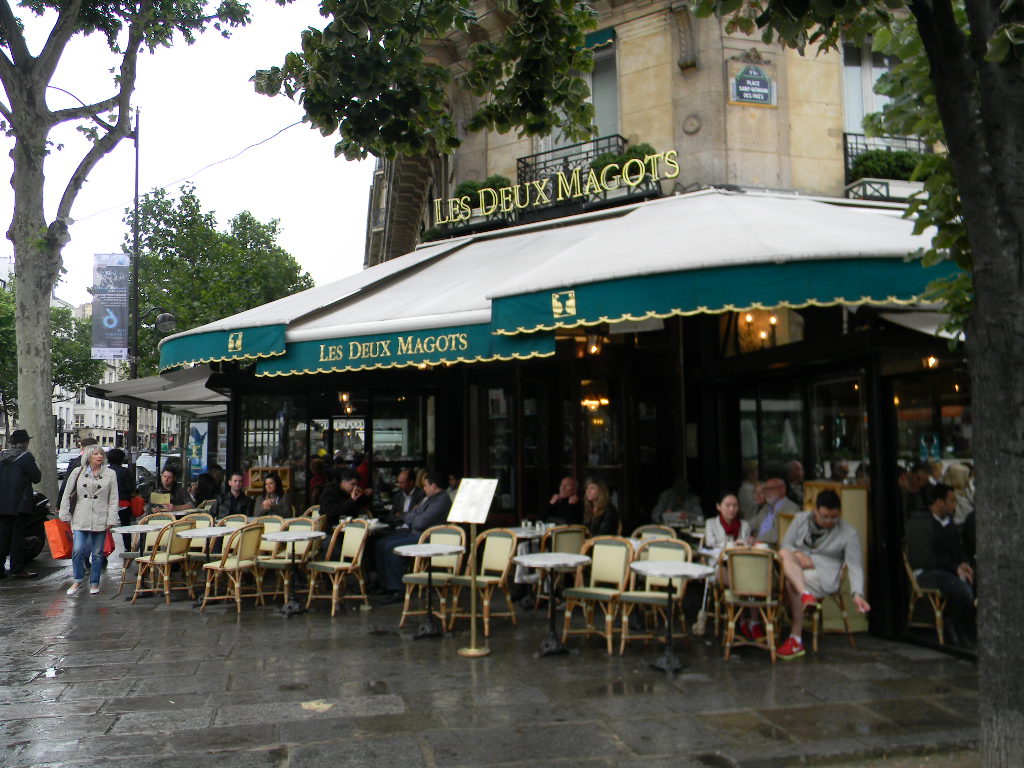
[
  {"xmin": 504, "ymin": 587, "xmax": 517, "ymax": 626},
  {"xmin": 330, "ymin": 573, "xmax": 342, "ymax": 617},
  {"xmin": 604, "ymin": 605, "xmax": 614, "ymax": 656},
  {"xmin": 562, "ymin": 600, "xmax": 574, "ymax": 642},
  {"xmin": 201, "ymin": 570, "xmax": 214, "ymax": 612},
  {"xmin": 162, "ymin": 564, "xmax": 173, "ymax": 605},
  {"xmin": 619, "ymin": 604, "xmax": 631, "ymax": 656},
  {"xmin": 482, "ymin": 588, "xmax": 491, "ymax": 638}
]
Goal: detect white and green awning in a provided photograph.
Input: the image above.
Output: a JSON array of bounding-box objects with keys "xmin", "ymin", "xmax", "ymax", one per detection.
[{"xmin": 159, "ymin": 189, "xmax": 948, "ymax": 377}]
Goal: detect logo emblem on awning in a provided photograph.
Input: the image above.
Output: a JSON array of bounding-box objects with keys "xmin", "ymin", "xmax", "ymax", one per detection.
[
  {"xmin": 227, "ymin": 331, "xmax": 244, "ymax": 352},
  {"xmin": 551, "ymin": 290, "xmax": 576, "ymax": 318}
]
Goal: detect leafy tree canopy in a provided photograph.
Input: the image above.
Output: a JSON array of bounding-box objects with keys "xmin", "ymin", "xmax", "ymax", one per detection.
[
  {"xmin": 125, "ymin": 184, "xmax": 314, "ymax": 374},
  {"xmin": 0, "ymin": 281, "xmax": 104, "ymax": 427},
  {"xmin": 252, "ymin": 0, "xmax": 599, "ymax": 159}
]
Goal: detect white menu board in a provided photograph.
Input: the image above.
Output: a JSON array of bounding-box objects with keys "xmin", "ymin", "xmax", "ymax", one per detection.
[{"xmin": 448, "ymin": 478, "xmax": 498, "ymax": 524}]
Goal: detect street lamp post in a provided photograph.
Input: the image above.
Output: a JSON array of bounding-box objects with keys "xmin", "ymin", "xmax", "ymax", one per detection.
[{"xmin": 127, "ymin": 108, "xmax": 140, "ymax": 461}]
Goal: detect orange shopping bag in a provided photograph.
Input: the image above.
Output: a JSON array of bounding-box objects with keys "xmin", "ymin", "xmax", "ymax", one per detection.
[{"xmin": 44, "ymin": 518, "xmax": 74, "ymax": 559}]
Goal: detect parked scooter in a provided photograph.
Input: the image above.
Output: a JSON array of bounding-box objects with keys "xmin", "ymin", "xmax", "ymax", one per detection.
[{"xmin": 20, "ymin": 491, "xmax": 51, "ymax": 563}]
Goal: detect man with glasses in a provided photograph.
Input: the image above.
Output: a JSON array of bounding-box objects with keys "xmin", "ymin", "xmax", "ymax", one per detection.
[
  {"xmin": 777, "ymin": 489, "xmax": 870, "ymax": 659},
  {"xmin": 749, "ymin": 476, "xmax": 799, "ymax": 547}
]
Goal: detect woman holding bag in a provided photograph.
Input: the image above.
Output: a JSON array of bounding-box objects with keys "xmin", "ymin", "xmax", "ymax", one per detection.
[{"xmin": 59, "ymin": 445, "xmax": 119, "ymax": 596}]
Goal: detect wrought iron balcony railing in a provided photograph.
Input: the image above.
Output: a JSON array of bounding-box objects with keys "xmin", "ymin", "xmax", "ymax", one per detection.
[
  {"xmin": 516, "ymin": 134, "xmax": 628, "ymax": 186},
  {"xmin": 843, "ymin": 133, "xmax": 931, "ymax": 183}
]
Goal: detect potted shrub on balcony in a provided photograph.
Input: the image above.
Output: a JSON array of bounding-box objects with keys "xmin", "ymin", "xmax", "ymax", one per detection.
[
  {"xmin": 847, "ymin": 148, "xmax": 926, "ymax": 201},
  {"xmin": 589, "ymin": 142, "xmax": 659, "ymax": 199}
]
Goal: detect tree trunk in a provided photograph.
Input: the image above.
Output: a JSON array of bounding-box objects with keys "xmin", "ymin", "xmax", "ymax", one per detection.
[{"xmin": 8, "ymin": 128, "xmax": 63, "ymax": 503}]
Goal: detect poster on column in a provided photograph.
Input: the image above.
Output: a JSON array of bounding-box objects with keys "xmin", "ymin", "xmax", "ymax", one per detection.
[
  {"xmin": 90, "ymin": 253, "xmax": 130, "ymax": 360},
  {"xmin": 189, "ymin": 422, "xmax": 209, "ymax": 475},
  {"xmin": 448, "ymin": 478, "xmax": 498, "ymax": 524}
]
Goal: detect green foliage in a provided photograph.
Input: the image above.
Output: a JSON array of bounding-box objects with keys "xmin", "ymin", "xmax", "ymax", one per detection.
[
  {"xmin": 453, "ymin": 180, "xmax": 483, "ymax": 199},
  {"xmin": 589, "ymin": 141, "xmax": 658, "ymax": 175},
  {"xmin": 421, "ymin": 225, "xmax": 446, "ymax": 242},
  {"xmin": 867, "ymin": 12, "xmax": 972, "ymax": 338},
  {"xmin": 482, "ymin": 174, "xmax": 512, "ymax": 190},
  {"xmin": 126, "ymin": 186, "xmax": 314, "ymax": 374},
  {"xmin": 849, "ymin": 149, "xmax": 923, "ymax": 182},
  {"xmin": 0, "ymin": 283, "xmax": 104, "ymax": 422},
  {"xmin": 252, "ymin": 0, "xmax": 599, "ymax": 160}
]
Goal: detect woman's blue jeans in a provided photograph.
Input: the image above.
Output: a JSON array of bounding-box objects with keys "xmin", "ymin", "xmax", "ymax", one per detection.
[{"xmin": 72, "ymin": 530, "xmax": 107, "ymax": 585}]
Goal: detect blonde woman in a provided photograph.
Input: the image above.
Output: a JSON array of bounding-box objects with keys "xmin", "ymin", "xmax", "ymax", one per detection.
[
  {"xmin": 59, "ymin": 444, "xmax": 119, "ymax": 595},
  {"xmin": 583, "ymin": 478, "xmax": 618, "ymax": 537},
  {"xmin": 941, "ymin": 463, "xmax": 974, "ymax": 526}
]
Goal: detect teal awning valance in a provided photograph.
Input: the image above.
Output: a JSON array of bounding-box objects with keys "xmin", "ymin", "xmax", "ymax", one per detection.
[
  {"xmin": 160, "ymin": 324, "xmax": 287, "ymax": 371},
  {"xmin": 491, "ymin": 258, "xmax": 957, "ymax": 335},
  {"xmin": 255, "ymin": 323, "xmax": 554, "ymax": 377},
  {"xmin": 584, "ymin": 28, "xmax": 615, "ymax": 49}
]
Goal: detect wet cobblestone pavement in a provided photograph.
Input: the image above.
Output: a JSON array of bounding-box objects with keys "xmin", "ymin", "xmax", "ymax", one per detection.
[{"xmin": 0, "ymin": 563, "xmax": 979, "ymax": 767}]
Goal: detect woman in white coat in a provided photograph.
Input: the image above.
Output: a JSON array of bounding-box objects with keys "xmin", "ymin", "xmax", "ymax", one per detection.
[{"xmin": 59, "ymin": 444, "xmax": 119, "ymax": 595}]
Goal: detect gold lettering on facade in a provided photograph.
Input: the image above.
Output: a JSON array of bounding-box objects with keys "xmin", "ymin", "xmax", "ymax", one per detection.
[{"xmin": 431, "ymin": 150, "xmax": 681, "ymax": 223}]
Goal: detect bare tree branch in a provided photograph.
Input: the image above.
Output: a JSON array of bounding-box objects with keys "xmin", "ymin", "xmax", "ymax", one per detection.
[
  {"xmin": 0, "ymin": 101, "xmax": 12, "ymax": 123},
  {"xmin": 0, "ymin": 0, "xmax": 33, "ymax": 66},
  {"xmin": 51, "ymin": 95, "xmax": 119, "ymax": 125},
  {"xmin": 37, "ymin": 0, "xmax": 86, "ymax": 86},
  {"xmin": 54, "ymin": 0, "xmax": 152, "ymax": 226}
]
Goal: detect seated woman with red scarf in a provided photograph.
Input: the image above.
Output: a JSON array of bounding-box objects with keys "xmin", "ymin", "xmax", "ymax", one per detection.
[{"xmin": 703, "ymin": 492, "xmax": 764, "ymax": 640}]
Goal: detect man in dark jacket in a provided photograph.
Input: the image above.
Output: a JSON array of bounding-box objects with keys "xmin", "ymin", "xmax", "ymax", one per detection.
[
  {"xmin": 905, "ymin": 482, "xmax": 976, "ymax": 646},
  {"xmin": 0, "ymin": 429, "xmax": 42, "ymax": 578},
  {"xmin": 319, "ymin": 468, "xmax": 372, "ymax": 559},
  {"xmin": 214, "ymin": 471, "xmax": 255, "ymax": 520},
  {"xmin": 375, "ymin": 470, "xmax": 453, "ymax": 603}
]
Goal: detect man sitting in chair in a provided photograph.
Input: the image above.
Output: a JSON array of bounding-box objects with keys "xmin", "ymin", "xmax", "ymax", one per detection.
[
  {"xmin": 375, "ymin": 471, "xmax": 453, "ymax": 604},
  {"xmin": 777, "ymin": 489, "xmax": 870, "ymax": 660},
  {"xmin": 905, "ymin": 483, "xmax": 975, "ymax": 647}
]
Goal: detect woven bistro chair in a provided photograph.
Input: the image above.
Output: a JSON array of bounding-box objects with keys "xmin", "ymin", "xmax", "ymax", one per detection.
[
  {"xmin": 218, "ymin": 514, "xmax": 249, "ymax": 529},
  {"xmin": 180, "ymin": 512, "xmax": 214, "ymax": 526},
  {"xmin": 301, "ymin": 505, "xmax": 321, "ymax": 519},
  {"xmin": 630, "ymin": 524, "xmax": 678, "ymax": 542},
  {"xmin": 131, "ymin": 519, "xmax": 196, "ymax": 605},
  {"xmin": 400, "ymin": 524, "xmax": 467, "ymax": 628},
  {"xmin": 448, "ymin": 528, "xmax": 518, "ymax": 638},
  {"xmin": 534, "ymin": 524, "xmax": 587, "ymax": 610},
  {"xmin": 201, "ymin": 522, "xmax": 265, "ymax": 614},
  {"xmin": 198, "ymin": 499, "xmax": 216, "ymax": 513},
  {"xmin": 305, "ymin": 519, "xmax": 372, "ymax": 615},
  {"xmin": 619, "ymin": 538, "xmax": 693, "ymax": 655},
  {"xmin": 254, "ymin": 515, "xmax": 286, "ymax": 559},
  {"xmin": 562, "ymin": 536, "xmax": 635, "ymax": 655},
  {"xmin": 116, "ymin": 512, "xmax": 175, "ymax": 596},
  {"xmin": 902, "ymin": 545, "xmax": 947, "ymax": 644},
  {"xmin": 256, "ymin": 517, "xmax": 320, "ymax": 603},
  {"xmin": 803, "ymin": 563, "xmax": 857, "ymax": 652},
  {"xmin": 721, "ymin": 547, "xmax": 784, "ymax": 664}
]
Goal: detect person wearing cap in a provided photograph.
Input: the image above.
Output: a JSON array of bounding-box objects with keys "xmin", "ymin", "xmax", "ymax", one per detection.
[{"xmin": 0, "ymin": 429, "xmax": 42, "ymax": 579}]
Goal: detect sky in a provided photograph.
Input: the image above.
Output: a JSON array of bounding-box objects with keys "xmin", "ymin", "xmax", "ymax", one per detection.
[{"xmin": 0, "ymin": 3, "xmax": 376, "ymax": 308}]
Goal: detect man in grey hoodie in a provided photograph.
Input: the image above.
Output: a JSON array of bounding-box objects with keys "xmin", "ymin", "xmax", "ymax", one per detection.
[{"xmin": 0, "ymin": 429, "xmax": 42, "ymax": 578}]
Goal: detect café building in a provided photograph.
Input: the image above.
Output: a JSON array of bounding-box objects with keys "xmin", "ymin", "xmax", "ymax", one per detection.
[{"xmin": 90, "ymin": 184, "xmax": 968, "ymax": 643}]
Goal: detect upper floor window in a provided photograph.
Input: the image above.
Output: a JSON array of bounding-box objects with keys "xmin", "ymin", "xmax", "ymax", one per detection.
[{"xmin": 842, "ymin": 43, "xmax": 896, "ymax": 134}]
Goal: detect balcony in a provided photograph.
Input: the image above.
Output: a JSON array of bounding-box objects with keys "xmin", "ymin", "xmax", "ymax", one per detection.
[
  {"xmin": 843, "ymin": 133, "xmax": 932, "ymax": 202},
  {"xmin": 517, "ymin": 134, "xmax": 628, "ymax": 185}
]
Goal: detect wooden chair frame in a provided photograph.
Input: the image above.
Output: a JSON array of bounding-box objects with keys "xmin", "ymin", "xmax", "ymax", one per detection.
[
  {"xmin": 256, "ymin": 517, "xmax": 320, "ymax": 602},
  {"xmin": 201, "ymin": 523, "xmax": 265, "ymax": 614},
  {"xmin": 131, "ymin": 519, "xmax": 196, "ymax": 605},
  {"xmin": 562, "ymin": 536, "xmax": 634, "ymax": 655},
  {"xmin": 116, "ymin": 512, "xmax": 175, "ymax": 596},
  {"xmin": 400, "ymin": 524, "xmax": 467, "ymax": 628},
  {"xmin": 721, "ymin": 547, "xmax": 784, "ymax": 664},
  {"xmin": 903, "ymin": 546, "xmax": 947, "ymax": 644},
  {"xmin": 629, "ymin": 524, "xmax": 678, "ymax": 542},
  {"xmin": 448, "ymin": 528, "xmax": 518, "ymax": 637},
  {"xmin": 305, "ymin": 519, "xmax": 372, "ymax": 616},
  {"xmin": 534, "ymin": 524, "xmax": 588, "ymax": 611},
  {"xmin": 619, "ymin": 538, "xmax": 693, "ymax": 655},
  {"xmin": 803, "ymin": 563, "xmax": 857, "ymax": 652}
]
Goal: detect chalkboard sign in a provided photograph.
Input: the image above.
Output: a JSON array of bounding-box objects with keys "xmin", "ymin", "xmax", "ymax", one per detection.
[{"xmin": 732, "ymin": 65, "xmax": 775, "ymax": 105}]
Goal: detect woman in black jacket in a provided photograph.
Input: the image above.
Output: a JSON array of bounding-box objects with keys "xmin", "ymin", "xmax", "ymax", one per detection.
[{"xmin": 106, "ymin": 448, "xmax": 136, "ymax": 550}]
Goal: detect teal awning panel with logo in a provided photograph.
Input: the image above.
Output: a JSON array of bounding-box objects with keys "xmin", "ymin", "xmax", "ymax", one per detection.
[
  {"xmin": 255, "ymin": 323, "xmax": 555, "ymax": 377},
  {"xmin": 491, "ymin": 258, "xmax": 958, "ymax": 335},
  {"xmin": 159, "ymin": 324, "xmax": 287, "ymax": 371}
]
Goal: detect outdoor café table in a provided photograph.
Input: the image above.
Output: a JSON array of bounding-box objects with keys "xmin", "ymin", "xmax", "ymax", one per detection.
[
  {"xmin": 261, "ymin": 529, "xmax": 326, "ymax": 617},
  {"xmin": 508, "ymin": 525, "xmax": 549, "ymax": 603},
  {"xmin": 630, "ymin": 559, "xmax": 714, "ymax": 674},
  {"xmin": 394, "ymin": 542, "xmax": 465, "ymax": 639},
  {"xmin": 513, "ymin": 552, "xmax": 591, "ymax": 656}
]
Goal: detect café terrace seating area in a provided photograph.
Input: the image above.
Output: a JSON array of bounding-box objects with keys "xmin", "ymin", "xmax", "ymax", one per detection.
[{"xmin": 113, "ymin": 511, "xmax": 852, "ymax": 664}]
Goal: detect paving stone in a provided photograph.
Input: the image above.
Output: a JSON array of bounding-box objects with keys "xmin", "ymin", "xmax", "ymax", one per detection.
[
  {"xmin": 109, "ymin": 707, "xmax": 214, "ymax": 734},
  {"xmin": 213, "ymin": 694, "xmax": 405, "ymax": 727},
  {"xmin": 604, "ymin": 713, "xmax": 724, "ymax": 756},
  {"xmin": 289, "ymin": 734, "xmax": 424, "ymax": 768},
  {"xmin": 424, "ymin": 722, "xmax": 626, "ymax": 766}
]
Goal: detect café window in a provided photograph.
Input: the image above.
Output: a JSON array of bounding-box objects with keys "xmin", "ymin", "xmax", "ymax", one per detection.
[{"xmin": 720, "ymin": 308, "xmax": 805, "ymax": 357}]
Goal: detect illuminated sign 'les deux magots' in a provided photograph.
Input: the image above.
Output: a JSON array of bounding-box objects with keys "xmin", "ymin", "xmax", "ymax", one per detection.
[
  {"xmin": 319, "ymin": 332, "xmax": 470, "ymax": 363},
  {"xmin": 434, "ymin": 150, "xmax": 680, "ymax": 225}
]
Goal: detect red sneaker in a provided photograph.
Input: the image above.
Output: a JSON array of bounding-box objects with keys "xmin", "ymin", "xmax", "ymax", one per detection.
[
  {"xmin": 738, "ymin": 620, "xmax": 753, "ymax": 640},
  {"xmin": 800, "ymin": 592, "xmax": 820, "ymax": 608},
  {"xmin": 749, "ymin": 622, "xmax": 766, "ymax": 640},
  {"xmin": 777, "ymin": 636, "xmax": 805, "ymax": 660}
]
